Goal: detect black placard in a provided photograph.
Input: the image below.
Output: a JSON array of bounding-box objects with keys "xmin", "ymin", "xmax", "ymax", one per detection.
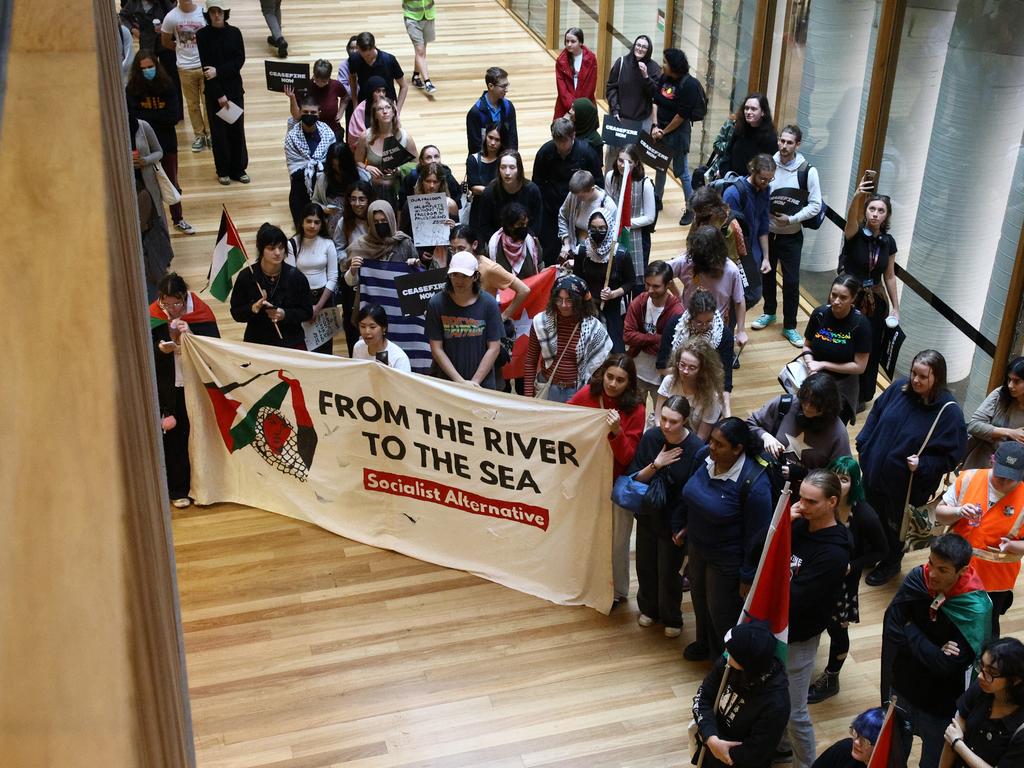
[
  {"xmin": 770, "ymin": 186, "xmax": 808, "ymax": 216},
  {"xmin": 637, "ymin": 131, "xmax": 673, "ymax": 171},
  {"xmin": 601, "ymin": 115, "xmax": 643, "ymax": 148},
  {"xmin": 381, "ymin": 136, "xmax": 416, "ymax": 171},
  {"xmin": 265, "ymin": 60, "xmax": 310, "ymax": 92},
  {"xmin": 394, "ymin": 268, "xmax": 448, "ymax": 316}
]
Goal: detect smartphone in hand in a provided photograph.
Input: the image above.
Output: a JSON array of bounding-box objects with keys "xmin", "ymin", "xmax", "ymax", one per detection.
[{"xmin": 375, "ymin": 350, "xmax": 389, "ymax": 366}]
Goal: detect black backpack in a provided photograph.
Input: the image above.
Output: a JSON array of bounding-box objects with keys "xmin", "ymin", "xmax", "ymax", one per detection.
[
  {"xmin": 686, "ymin": 74, "xmax": 708, "ymax": 122},
  {"xmin": 796, "ymin": 162, "xmax": 827, "ymax": 230}
]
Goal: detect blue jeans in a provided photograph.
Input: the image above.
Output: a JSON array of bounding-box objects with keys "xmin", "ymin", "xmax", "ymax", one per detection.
[
  {"xmin": 653, "ymin": 127, "xmax": 693, "ymax": 208},
  {"xmin": 893, "ymin": 692, "xmax": 948, "ymax": 768},
  {"xmin": 545, "ymin": 384, "xmax": 577, "ymax": 403}
]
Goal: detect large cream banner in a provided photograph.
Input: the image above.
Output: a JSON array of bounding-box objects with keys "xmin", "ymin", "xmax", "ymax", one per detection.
[{"xmin": 181, "ymin": 335, "xmax": 615, "ymax": 612}]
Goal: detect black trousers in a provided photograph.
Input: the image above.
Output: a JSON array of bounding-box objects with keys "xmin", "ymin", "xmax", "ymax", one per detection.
[
  {"xmin": 635, "ymin": 518, "xmax": 685, "ymax": 628},
  {"xmin": 206, "ymin": 95, "xmax": 248, "ymax": 179},
  {"xmin": 765, "ymin": 230, "xmax": 803, "ymax": 329},
  {"xmin": 859, "ymin": 290, "xmax": 889, "ymax": 404},
  {"xmin": 688, "ymin": 543, "xmax": 743, "ymax": 658},
  {"xmin": 163, "ymin": 386, "xmax": 191, "ymax": 499},
  {"xmin": 289, "ymin": 170, "xmax": 311, "ymax": 232},
  {"xmin": 866, "ymin": 484, "xmax": 905, "ymax": 569}
]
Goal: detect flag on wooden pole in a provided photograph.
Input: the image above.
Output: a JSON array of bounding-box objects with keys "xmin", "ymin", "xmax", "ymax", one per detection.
[
  {"xmin": 208, "ymin": 207, "xmax": 249, "ymax": 301},
  {"xmin": 739, "ymin": 482, "xmax": 793, "ymax": 658},
  {"xmin": 866, "ymin": 699, "xmax": 904, "ymax": 768}
]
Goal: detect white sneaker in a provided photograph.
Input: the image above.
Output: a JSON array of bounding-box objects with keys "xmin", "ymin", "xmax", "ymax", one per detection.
[
  {"xmin": 174, "ymin": 219, "xmax": 196, "ymax": 235},
  {"xmin": 191, "ymin": 136, "xmax": 205, "ymax": 152},
  {"xmin": 637, "ymin": 614, "xmax": 655, "ymax": 627},
  {"xmin": 171, "ymin": 497, "xmax": 191, "ymax": 508},
  {"xmin": 664, "ymin": 626, "xmax": 682, "ymax": 638}
]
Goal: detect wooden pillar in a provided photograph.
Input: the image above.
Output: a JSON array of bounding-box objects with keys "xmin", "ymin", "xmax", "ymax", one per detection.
[
  {"xmin": 988, "ymin": 223, "xmax": 1024, "ymax": 389},
  {"xmin": 663, "ymin": 0, "xmax": 679, "ymax": 53},
  {"xmin": 855, "ymin": 0, "xmax": 907, "ymax": 184},
  {"xmin": 0, "ymin": 2, "xmax": 194, "ymax": 766},
  {"xmin": 596, "ymin": 0, "xmax": 614, "ymax": 99},
  {"xmin": 547, "ymin": 0, "xmax": 561, "ymax": 51},
  {"xmin": 747, "ymin": 0, "xmax": 779, "ymax": 93}
]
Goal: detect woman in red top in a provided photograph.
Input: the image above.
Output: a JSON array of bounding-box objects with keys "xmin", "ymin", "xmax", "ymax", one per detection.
[
  {"xmin": 554, "ymin": 27, "xmax": 597, "ymax": 120},
  {"xmin": 569, "ymin": 353, "xmax": 647, "ymax": 603}
]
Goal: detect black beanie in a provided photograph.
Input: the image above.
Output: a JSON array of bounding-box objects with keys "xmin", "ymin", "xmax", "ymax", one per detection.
[{"xmin": 725, "ymin": 621, "xmax": 776, "ymax": 675}]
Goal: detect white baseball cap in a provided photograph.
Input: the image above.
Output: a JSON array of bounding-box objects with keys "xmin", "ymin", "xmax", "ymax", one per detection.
[{"xmin": 448, "ymin": 250, "xmax": 478, "ymax": 277}]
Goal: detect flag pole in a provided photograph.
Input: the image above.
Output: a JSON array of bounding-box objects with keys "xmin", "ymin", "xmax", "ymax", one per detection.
[
  {"xmin": 865, "ymin": 696, "xmax": 899, "ymax": 768},
  {"xmin": 695, "ymin": 664, "xmax": 732, "ymax": 768},
  {"xmin": 601, "ymin": 159, "xmax": 631, "ymax": 313}
]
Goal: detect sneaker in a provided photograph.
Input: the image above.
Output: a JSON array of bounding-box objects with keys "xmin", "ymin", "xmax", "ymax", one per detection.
[
  {"xmin": 424, "ymin": 80, "xmax": 437, "ymax": 95},
  {"xmin": 411, "ymin": 73, "xmax": 424, "ymax": 89},
  {"xmin": 205, "ymin": 136, "xmax": 213, "ymax": 148},
  {"xmin": 266, "ymin": 35, "xmax": 277, "ymax": 45},
  {"xmin": 807, "ymin": 670, "xmax": 840, "ymax": 704},
  {"xmin": 664, "ymin": 626, "xmax": 682, "ymax": 638},
  {"xmin": 171, "ymin": 497, "xmax": 191, "ymax": 509},
  {"xmin": 218, "ymin": 176, "xmax": 231, "ymax": 185},
  {"xmin": 637, "ymin": 614, "xmax": 655, "ymax": 627},
  {"xmin": 782, "ymin": 328, "xmax": 803, "ymax": 347},
  {"xmin": 733, "ymin": 356, "xmax": 741, "ymax": 370},
  {"xmin": 191, "ymin": 136, "xmax": 205, "ymax": 152},
  {"xmin": 174, "ymin": 219, "xmax": 196, "ymax": 235},
  {"xmin": 751, "ymin": 313, "xmax": 776, "ymax": 330},
  {"xmin": 276, "ymin": 38, "xmax": 288, "ymax": 58},
  {"xmin": 679, "ymin": 209, "xmax": 694, "ymax": 226},
  {"xmin": 683, "ymin": 642, "xmax": 710, "ymax": 661},
  {"xmin": 681, "ymin": 575, "xmax": 691, "ymax": 593},
  {"xmin": 236, "ymin": 173, "xmax": 251, "ymax": 184}
]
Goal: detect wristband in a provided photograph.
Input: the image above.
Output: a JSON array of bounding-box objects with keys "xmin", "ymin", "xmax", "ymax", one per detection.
[{"xmin": 951, "ymin": 737, "xmax": 962, "ymax": 750}]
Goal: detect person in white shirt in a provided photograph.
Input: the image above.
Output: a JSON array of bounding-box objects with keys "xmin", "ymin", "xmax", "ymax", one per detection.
[
  {"xmin": 161, "ymin": 0, "xmax": 208, "ymax": 152},
  {"xmin": 754, "ymin": 123, "xmax": 822, "ymax": 347},
  {"xmin": 352, "ymin": 303, "xmax": 412, "ymax": 372},
  {"xmin": 286, "ymin": 203, "xmax": 338, "ymax": 354}
]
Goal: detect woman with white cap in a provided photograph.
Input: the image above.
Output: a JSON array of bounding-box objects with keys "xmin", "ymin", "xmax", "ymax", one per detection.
[{"xmin": 425, "ymin": 251, "xmax": 504, "ymax": 389}]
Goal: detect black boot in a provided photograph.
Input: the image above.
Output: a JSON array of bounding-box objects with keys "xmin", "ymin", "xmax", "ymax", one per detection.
[{"xmin": 807, "ymin": 670, "xmax": 840, "ymax": 704}]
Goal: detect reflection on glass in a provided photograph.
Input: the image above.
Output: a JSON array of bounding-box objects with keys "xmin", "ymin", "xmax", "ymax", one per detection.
[
  {"xmin": 673, "ymin": 0, "xmax": 757, "ymax": 164},
  {"xmin": 559, "ymin": 0, "xmax": 600, "ymax": 58},
  {"xmin": 609, "ymin": 0, "xmax": 665, "ymax": 64},
  {"xmin": 509, "ymin": 0, "xmax": 548, "ymax": 43}
]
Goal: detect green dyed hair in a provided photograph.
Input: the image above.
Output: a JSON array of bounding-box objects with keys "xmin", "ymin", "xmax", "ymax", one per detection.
[{"xmin": 828, "ymin": 455, "xmax": 865, "ymax": 505}]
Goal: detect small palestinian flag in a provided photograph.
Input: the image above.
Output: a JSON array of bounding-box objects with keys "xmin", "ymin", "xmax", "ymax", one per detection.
[
  {"xmin": 739, "ymin": 483, "xmax": 793, "ymax": 660},
  {"xmin": 148, "ymin": 292, "xmax": 217, "ymax": 331},
  {"xmin": 615, "ymin": 166, "xmax": 632, "ymax": 256},
  {"xmin": 208, "ymin": 207, "xmax": 248, "ymax": 301},
  {"xmin": 866, "ymin": 699, "xmax": 904, "ymax": 768},
  {"xmin": 204, "ymin": 369, "xmax": 318, "ymax": 481}
]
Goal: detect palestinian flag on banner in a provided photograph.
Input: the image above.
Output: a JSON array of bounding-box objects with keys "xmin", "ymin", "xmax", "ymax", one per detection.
[
  {"xmin": 148, "ymin": 292, "xmax": 217, "ymax": 331},
  {"xmin": 739, "ymin": 483, "xmax": 793, "ymax": 659},
  {"xmin": 208, "ymin": 207, "xmax": 249, "ymax": 301},
  {"xmin": 866, "ymin": 700, "xmax": 904, "ymax": 768},
  {"xmin": 203, "ymin": 368, "xmax": 318, "ymax": 482},
  {"xmin": 497, "ymin": 266, "xmax": 557, "ymax": 380},
  {"xmin": 615, "ymin": 167, "xmax": 633, "ymax": 256}
]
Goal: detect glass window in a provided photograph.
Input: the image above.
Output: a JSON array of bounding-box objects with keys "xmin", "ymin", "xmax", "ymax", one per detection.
[
  {"xmin": 559, "ymin": 0, "xmax": 600, "ymax": 58},
  {"xmin": 672, "ymin": 0, "xmax": 758, "ymax": 164},
  {"xmin": 509, "ymin": 0, "xmax": 548, "ymax": 43},
  {"xmin": 609, "ymin": 0, "xmax": 665, "ymax": 65}
]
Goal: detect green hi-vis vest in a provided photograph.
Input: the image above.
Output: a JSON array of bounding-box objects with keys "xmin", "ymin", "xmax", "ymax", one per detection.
[{"xmin": 403, "ymin": 0, "xmax": 436, "ymax": 21}]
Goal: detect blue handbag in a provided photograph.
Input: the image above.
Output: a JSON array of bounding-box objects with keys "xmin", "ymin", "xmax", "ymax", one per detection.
[{"xmin": 611, "ymin": 473, "xmax": 648, "ymax": 513}]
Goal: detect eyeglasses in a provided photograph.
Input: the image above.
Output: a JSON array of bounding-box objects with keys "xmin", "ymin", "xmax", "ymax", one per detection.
[
  {"xmin": 974, "ymin": 660, "xmax": 1004, "ymax": 680},
  {"xmin": 677, "ymin": 362, "xmax": 699, "ymax": 372},
  {"xmin": 160, "ymin": 300, "xmax": 184, "ymax": 310},
  {"xmin": 848, "ymin": 729, "xmax": 873, "ymax": 747},
  {"xmin": 555, "ymin": 298, "xmax": 575, "ymax": 306}
]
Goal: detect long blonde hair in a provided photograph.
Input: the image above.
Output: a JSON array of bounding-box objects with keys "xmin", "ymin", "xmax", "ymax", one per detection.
[
  {"xmin": 366, "ymin": 98, "xmax": 402, "ymax": 145},
  {"xmin": 666, "ymin": 337, "xmax": 724, "ymax": 417}
]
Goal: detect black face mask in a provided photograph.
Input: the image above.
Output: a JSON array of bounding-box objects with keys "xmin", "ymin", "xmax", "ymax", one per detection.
[
  {"xmin": 300, "ymin": 114, "xmax": 318, "ymax": 127},
  {"xmin": 589, "ymin": 228, "xmax": 607, "ymax": 245},
  {"xmin": 375, "ymin": 222, "xmax": 391, "ymax": 238},
  {"xmin": 511, "ymin": 225, "xmax": 528, "ymax": 240}
]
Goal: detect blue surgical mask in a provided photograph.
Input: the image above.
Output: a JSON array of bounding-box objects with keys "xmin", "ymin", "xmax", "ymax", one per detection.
[{"xmin": 142, "ymin": 67, "xmax": 157, "ymax": 80}]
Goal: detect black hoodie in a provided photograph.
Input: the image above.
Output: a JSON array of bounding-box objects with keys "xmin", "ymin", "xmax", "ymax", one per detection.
[
  {"xmin": 692, "ymin": 655, "xmax": 791, "ymax": 768},
  {"xmin": 789, "ymin": 517, "xmax": 852, "ymax": 642}
]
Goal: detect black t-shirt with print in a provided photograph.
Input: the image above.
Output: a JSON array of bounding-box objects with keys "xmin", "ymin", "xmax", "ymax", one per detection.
[
  {"xmin": 425, "ymin": 290, "xmax": 503, "ymax": 389},
  {"xmin": 804, "ymin": 306, "xmax": 871, "ymax": 365}
]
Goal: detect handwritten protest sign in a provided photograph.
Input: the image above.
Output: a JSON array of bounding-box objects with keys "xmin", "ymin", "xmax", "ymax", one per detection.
[
  {"xmin": 301, "ymin": 307, "xmax": 343, "ymax": 350},
  {"xmin": 407, "ymin": 193, "xmax": 450, "ymax": 248}
]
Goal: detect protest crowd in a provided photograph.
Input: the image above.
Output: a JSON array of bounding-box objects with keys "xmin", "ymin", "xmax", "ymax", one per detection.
[{"xmin": 125, "ymin": 1, "xmax": 1024, "ymax": 766}]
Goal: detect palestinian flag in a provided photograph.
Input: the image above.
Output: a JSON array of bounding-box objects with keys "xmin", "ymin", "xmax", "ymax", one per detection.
[
  {"xmin": 203, "ymin": 369, "xmax": 318, "ymax": 482},
  {"xmin": 739, "ymin": 484, "xmax": 793, "ymax": 659},
  {"xmin": 208, "ymin": 208, "xmax": 248, "ymax": 301},
  {"xmin": 497, "ymin": 266, "xmax": 557, "ymax": 380},
  {"xmin": 866, "ymin": 700, "xmax": 904, "ymax": 768},
  {"xmin": 148, "ymin": 292, "xmax": 217, "ymax": 331},
  {"xmin": 615, "ymin": 167, "xmax": 633, "ymax": 256}
]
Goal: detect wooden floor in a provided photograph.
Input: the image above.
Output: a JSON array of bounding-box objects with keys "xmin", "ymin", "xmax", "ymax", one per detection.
[{"xmin": 166, "ymin": 3, "xmax": 1021, "ymax": 766}]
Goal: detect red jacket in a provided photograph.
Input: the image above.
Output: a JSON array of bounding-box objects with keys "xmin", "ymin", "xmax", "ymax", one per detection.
[
  {"xmin": 623, "ymin": 293, "xmax": 682, "ymax": 357},
  {"xmin": 568, "ymin": 386, "xmax": 646, "ymax": 478},
  {"xmin": 554, "ymin": 46, "xmax": 598, "ymax": 120}
]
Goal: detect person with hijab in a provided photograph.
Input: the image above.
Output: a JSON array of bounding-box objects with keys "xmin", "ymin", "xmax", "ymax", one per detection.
[
  {"xmin": 569, "ymin": 97, "xmax": 603, "ymax": 166},
  {"xmin": 343, "ymin": 200, "xmax": 416, "ymax": 289},
  {"xmin": 572, "ymin": 210, "xmax": 634, "ymax": 352}
]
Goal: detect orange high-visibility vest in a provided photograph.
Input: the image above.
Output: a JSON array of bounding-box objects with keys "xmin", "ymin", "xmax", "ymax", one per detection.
[{"xmin": 950, "ymin": 469, "xmax": 1024, "ymax": 592}]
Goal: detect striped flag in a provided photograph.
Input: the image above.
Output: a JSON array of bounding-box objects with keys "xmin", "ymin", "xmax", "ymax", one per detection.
[
  {"xmin": 497, "ymin": 266, "xmax": 557, "ymax": 380},
  {"xmin": 739, "ymin": 483, "xmax": 793, "ymax": 659},
  {"xmin": 208, "ymin": 208, "xmax": 248, "ymax": 301},
  {"xmin": 357, "ymin": 260, "xmax": 432, "ymax": 373}
]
